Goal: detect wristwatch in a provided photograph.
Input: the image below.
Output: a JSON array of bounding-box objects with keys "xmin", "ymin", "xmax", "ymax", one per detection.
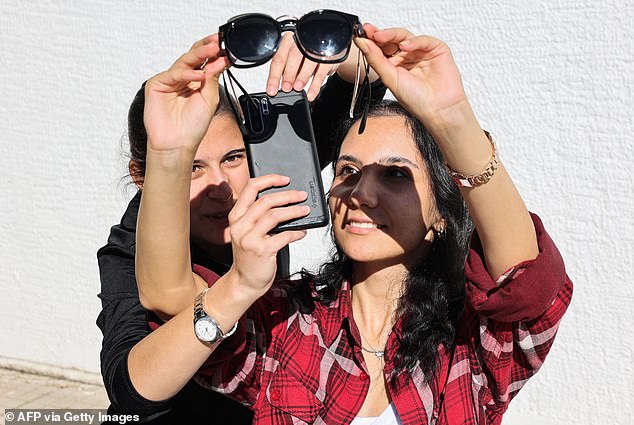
[{"xmin": 193, "ymin": 288, "xmax": 238, "ymax": 344}]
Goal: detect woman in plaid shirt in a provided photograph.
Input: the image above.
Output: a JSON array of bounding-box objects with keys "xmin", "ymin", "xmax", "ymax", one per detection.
[{"xmin": 134, "ymin": 23, "xmax": 572, "ymax": 425}]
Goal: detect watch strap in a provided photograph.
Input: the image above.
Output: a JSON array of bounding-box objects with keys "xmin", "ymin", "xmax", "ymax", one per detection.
[{"xmin": 194, "ymin": 288, "xmax": 238, "ymax": 342}]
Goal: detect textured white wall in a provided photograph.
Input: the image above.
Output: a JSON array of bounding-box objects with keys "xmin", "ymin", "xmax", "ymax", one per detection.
[{"xmin": 0, "ymin": 0, "xmax": 631, "ymax": 423}]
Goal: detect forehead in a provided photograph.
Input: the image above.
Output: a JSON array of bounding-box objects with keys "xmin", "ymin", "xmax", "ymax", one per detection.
[
  {"xmin": 197, "ymin": 115, "xmax": 244, "ymax": 156},
  {"xmin": 339, "ymin": 116, "xmax": 422, "ymax": 164}
]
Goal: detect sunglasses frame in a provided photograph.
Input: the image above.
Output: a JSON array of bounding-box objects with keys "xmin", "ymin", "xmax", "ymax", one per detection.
[
  {"xmin": 219, "ymin": 9, "xmax": 366, "ymax": 68},
  {"xmin": 218, "ymin": 9, "xmax": 372, "ymax": 135}
]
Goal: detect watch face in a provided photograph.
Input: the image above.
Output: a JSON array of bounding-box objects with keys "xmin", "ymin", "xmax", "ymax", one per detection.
[{"xmin": 194, "ymin": 316, "xmax": 220, "ymax": 342}]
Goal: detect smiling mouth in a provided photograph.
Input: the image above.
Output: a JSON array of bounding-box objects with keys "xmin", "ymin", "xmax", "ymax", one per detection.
[{"xmin": 348, "ymin": 221, "xmax": 381, "ymax": 229}]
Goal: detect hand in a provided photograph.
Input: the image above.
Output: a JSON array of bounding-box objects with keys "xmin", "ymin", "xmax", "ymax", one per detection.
[
  {"xmin": 355, "ymin": 25, "xmax": 469, "ymax": 125},
  {"xmin": 227, "ymin": 175, "xmax": 310, "ymax": 295},
  {"xmin": 266, "ymin": 32, "xmax": 337, "ymax": 102},
  {"xmin": 144, "ymin": 34, "xmax": 230, "ymax": 153}
]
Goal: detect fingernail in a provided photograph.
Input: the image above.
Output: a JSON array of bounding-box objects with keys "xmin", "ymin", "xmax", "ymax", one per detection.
[
  {"xmin": 356, "ymin": 38, "xmax": 369, "ymax": 53},
  {"xmin": 294, "ymin": 80, "xmax": 305, "ymax": 91},
  {"xmin": 282, "ymin": 81, "xmax": 292, "ymax": 92},
  {"xmin": 400, "ymin": 40, "xmax": 410, "ymax": 46},
  {"xmin": 299, "ymin": 191, "xmax": 308, "ymax": 198},
  {"xmin": 267, "ymin": 84, "xmax": 277, "ymax": 95},
  {"xmin": 302, "ymin": 206, "xmax": 311, "ymax": 214}
]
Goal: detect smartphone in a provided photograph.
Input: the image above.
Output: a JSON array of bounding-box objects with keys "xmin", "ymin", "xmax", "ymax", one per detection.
[{"xmin": 238, "ymin": 90, "xmax": 329, "ymax": 232}]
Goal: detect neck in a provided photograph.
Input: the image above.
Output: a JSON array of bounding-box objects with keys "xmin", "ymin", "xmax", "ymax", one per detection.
[
  {"xmin": 350, "ymin": 262, "xmax": 406, "ymax": 338},
  {"xmin": 192, "ymin": 240, "xmax": 233, "ymax": 268}
]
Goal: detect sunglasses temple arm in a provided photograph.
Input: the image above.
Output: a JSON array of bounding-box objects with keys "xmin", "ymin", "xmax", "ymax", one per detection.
[
  {"xmin": 223, "ymin": 69, "xmax": 259, "ymax": 135},
  {"xmin": 357, "ymin": 58, "xmax": 372, "ymax": 134},
  {"xmin": 349, "ymin": 48, "xmax": 362, "ymax": 119}
]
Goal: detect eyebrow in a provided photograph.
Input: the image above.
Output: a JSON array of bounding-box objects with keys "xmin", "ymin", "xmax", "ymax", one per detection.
[
  {"xmin": 194, "ymin": 148, "xmax": 246, "ymax": 163},
  {"xmin": 336, "ymin": 154, "xmax": 419, "ymax": 169},
  {"xmin": 224, "ymin": 148, "xmax": 246, "ymax": 157}
]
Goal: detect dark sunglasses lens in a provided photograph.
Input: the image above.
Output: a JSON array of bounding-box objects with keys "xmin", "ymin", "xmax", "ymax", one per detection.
[
  {"xmin": 298, "ymin": 12, "xmax": 352, "ymax": 59},
  {"xmin": 227, "ymin": 17, "xmax": 280, "ymax": 63}
]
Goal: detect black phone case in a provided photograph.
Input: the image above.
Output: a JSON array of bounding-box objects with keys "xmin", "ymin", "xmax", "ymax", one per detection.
[{"xmin": 238, "ymin": 90, "xmax": 329, "ymax": 232}]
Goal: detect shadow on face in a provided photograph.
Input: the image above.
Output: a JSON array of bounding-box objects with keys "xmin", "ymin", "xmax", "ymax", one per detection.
[{"xmin": 328, "ymin": 116, "xmax": 443, "ymax": 270}]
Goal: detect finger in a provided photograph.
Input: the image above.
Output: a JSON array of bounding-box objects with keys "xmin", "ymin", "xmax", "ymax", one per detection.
[
  {"xmin": 190, "ymin": 34, "xmax": 219, "ymax": 50},
  {"xmin": 362, "ymin": 22, "xmax": 379, "ymax": 38},
  {"xmin": 200, "ymin": 56, "xmax": 230, "ymax": 77},
  {"xmin": 148, "ymin": 68, "xmax": 207, "ymax": 92},
  {"xmin": 293, "ymin": 58, "xmax": 320, "ymax": 92},
  {"xmin": 267, "ymin": 33, "xmax": 294, "ymax": 96},
  {"xmin": 305, "ymin": 63, "xmax": 333, "ymax": 101},
  {"xmin": 238, "ymin": 190, "xmax": 308, "ymax": 230},
  {"xmin": 370, "ymin": 27, "xmax": 416, "ymax": 46},
  {"xmin": 229, "ymin": 175, "xmax": 291, "ymax": 221},
  {"xmin": 252, "ymin": 204, "xmax": 310, "ymax": 235},
  {"xmin": 265, "ymin": 229, "xmax": 308, "ymax": 252},
  {"xmin": 398, "ymin": 35, "xmax": 447, "ymax": 57},
  {"xmin": 174, "ymin": 40, "xmax": 223, "ymax": 70},
  {"xmin": 281, "ymin": 47, "xmax": 304, "ymax": 92},
  {"xmin": 367, "ymin": 27, "xmax": 417, "ymax": 57},
  {"xmin": 354, "ymin": 37, "xmax": 399, "ymax": 91}
]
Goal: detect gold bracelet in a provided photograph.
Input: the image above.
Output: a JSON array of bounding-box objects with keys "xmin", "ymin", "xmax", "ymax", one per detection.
[{"xmin": 446, "ymin": 131, "xmax": 498, "ymax": 188}]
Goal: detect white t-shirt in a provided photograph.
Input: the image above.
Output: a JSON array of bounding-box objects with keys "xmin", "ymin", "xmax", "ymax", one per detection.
[{"xmin": 349, "ymin": 403, "xmax": 403, "ymax": 425}]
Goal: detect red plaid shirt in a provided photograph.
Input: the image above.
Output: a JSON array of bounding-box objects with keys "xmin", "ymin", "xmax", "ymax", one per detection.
[{"xmin": 191, "ymin": 214, "xmax": 572, "ymax": 424}]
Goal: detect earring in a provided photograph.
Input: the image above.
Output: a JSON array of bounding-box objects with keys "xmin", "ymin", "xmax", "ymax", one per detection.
[{"xmin": 434, "ymin": 227, "xmax": 446, "ymax": 240}]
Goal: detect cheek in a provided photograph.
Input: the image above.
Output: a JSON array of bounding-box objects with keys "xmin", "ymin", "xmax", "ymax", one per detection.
[
  {"xmin": 228, "ymin": 166, "xmax": 250, "ymax": 197},
  {"xmin": 189, "ymin": 180, "xmax": 205, "ymax": 204}
]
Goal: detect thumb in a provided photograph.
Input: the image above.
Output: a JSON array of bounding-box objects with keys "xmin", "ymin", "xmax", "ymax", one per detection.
[{"xmin": 354, "ymin": 37, "xmax": 399, "ymax": 92}]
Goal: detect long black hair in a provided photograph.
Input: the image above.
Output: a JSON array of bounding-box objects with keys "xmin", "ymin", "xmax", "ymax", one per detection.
[{"xmin": 298, "ymin": 101, "xmax": 473, "ymax": 380}]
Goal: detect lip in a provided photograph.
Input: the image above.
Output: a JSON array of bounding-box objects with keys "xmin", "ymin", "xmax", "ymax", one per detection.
[{"xmin": 344, "ymin": 217, "xmax": 385, "ymax": 234}]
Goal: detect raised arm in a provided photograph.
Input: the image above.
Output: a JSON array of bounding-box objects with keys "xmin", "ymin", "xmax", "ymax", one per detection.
[
  {"xmin": 135, "ymin": 35, "xmax": 227, "ymax": 317},
  {"xmin": 357, "ymin": 26, "xmax": 538, "ymax": 279},
  {"xmin": 132, "ymin": 33, "xmax": 310, "ymax": 401}
]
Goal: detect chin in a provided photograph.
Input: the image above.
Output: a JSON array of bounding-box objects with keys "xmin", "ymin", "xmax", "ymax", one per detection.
[{"xmin": 193, "ymin": 228, "xmax": 231, "ymax": 249}]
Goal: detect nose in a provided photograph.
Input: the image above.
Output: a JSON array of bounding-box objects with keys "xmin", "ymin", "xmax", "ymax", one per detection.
[
  {"xmin": 348, "ymin": 173, "xmax": 378, "ymax": 209},
  {"xmin": 204, "ymin": 168, "xmax": 233, "ymax": 201}
]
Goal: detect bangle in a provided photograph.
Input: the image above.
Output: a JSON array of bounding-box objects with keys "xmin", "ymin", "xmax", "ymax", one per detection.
[{"xmin": 446, "ymin": 131, "xmax": 498, "ymax": 188}]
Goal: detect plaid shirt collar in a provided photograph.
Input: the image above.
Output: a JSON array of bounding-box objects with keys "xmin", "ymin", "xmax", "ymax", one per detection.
[{"xmin": 315, "ymin": 280, "xmax": 405, "ymax": 354}]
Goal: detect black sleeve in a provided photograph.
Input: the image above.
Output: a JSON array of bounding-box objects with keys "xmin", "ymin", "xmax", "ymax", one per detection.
[
  {"xmin": 96, "ymin": 193, "xmax": 253, "ymax": 424},
  {"xmin": 311, "ymin": 74, "xmax": 387, "ymax": 169},
  {"xmin": 96, "ymin": 200, "xmax": 172, "ymax": 416}
]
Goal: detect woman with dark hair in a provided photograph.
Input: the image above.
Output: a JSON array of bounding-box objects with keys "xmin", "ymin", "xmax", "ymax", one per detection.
[
  {"xmin": 96, "ymin": 32, "xmax": 387, "ymax": 423},
  {"xmin": 134, "ymin": 24, "xmax": 572, "ymax": 425}
]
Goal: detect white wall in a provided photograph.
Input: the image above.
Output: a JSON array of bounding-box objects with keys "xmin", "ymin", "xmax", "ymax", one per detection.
[{"xmin": 0, "ymin": 0, "xmax": 631, "ymax": 423}]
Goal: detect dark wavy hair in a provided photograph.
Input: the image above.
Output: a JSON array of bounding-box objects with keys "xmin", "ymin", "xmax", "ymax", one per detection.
[
  {"xmin": 126, "ymin": 82, "xmax": 235, "ymax": 184},
  {"xmin": 297, "ymin": 101, "xmax": 473, "ymax": 381}
]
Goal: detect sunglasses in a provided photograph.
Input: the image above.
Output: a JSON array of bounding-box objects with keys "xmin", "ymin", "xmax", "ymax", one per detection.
[
  {"xmin": 219, "ymin": 10, "xmax": 365, "ymax": 67},
  {"xmin": 218, "ymin": 10, "xmax": 372, "ymax": 134}
]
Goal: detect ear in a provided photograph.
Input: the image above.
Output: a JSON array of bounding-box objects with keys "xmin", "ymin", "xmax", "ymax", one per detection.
[
  {"xmin": 128, "ymin": 160, "xmax": 144, "ymax": 190},
  {"xmin": 424, "ymin": 218, "xmax": 447, "ymax": 243},
  {"xmin": 433, "ymin": 218, "xmax": 447, "ymax": 234}
]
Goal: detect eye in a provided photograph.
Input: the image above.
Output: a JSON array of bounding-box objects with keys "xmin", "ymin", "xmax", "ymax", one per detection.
[
  {"xmin": 192, "ymin": 163, "xmax": 204, "ymax": 175},
  {"xmin": 222, "ymin": 153, "xmax": 245, "ymax": 167},
  {"xmin": 335, "ymin": 164, "xmax": 359, "ymax": 177},
  {"xmin": 386, "ymin": 166, "xmax": 410, "ymax": 179}
]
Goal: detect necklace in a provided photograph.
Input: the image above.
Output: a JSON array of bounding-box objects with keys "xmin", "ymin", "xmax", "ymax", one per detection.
[{"xmin": 358, "ymin": 330, "xmax": 386, "ymax": 359}]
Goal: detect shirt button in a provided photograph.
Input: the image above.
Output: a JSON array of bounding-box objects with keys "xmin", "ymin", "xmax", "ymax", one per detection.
[
  {"xmin": 359, "ymin": 372, "xmax": 368, "ymax": 381},
  {"xmin": 270, "ymin": 389, "xmax": 281, "ymax": 401}
]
